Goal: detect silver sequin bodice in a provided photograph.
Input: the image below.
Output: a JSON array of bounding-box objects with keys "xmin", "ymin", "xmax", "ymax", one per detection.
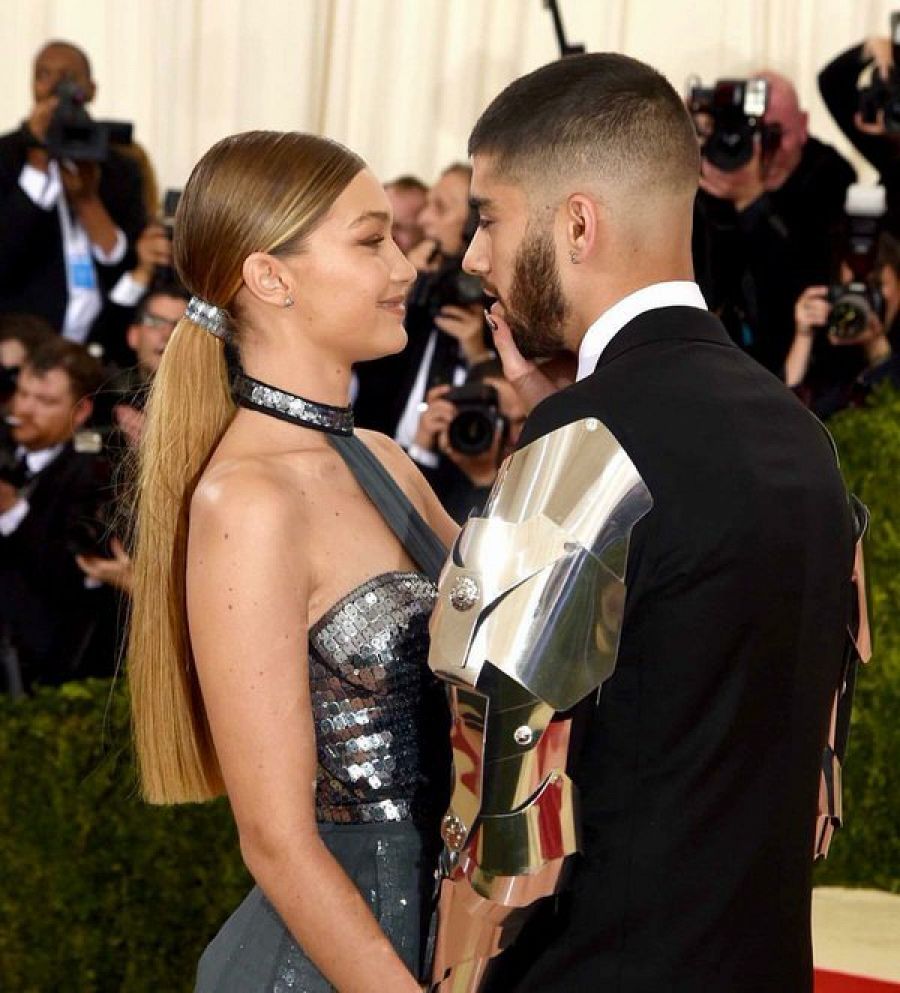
[{"xmin": 308, "ymin": 571, "xmax": 449, "ymax": 825}]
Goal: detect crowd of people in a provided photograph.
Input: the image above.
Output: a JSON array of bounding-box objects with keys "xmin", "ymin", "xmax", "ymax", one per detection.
[{"xmin": 1, "ymin": 35, "xmax": 898, "ymax": 696}]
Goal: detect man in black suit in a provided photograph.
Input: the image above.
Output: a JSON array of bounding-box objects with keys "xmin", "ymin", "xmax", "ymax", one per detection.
[
  {"xmin": 432, "ymin": 54, "xmax": 856, "ymax": 992},
  {"xmin": 0, "ymin": 337, "xmax": 116, "ymax": 693},
  {"xmin": 0, "ymin": 41, "xmax": 145, "ymax": 341}
]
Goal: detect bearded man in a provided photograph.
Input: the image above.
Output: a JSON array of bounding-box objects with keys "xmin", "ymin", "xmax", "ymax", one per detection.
[{"xmin": 426, "ymin": 53, "xmax": 864, "ymax": 993}]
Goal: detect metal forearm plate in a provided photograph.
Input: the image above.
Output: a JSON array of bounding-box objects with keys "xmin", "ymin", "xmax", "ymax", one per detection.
[{"xmin": 427, "ymin": 418, "xmax": 653, "ymax": 992}]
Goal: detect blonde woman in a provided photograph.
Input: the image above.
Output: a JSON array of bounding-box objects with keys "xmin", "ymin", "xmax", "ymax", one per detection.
[{"xmin": 129, "ymin": 131, "xmax": 459, "ymax": 992}]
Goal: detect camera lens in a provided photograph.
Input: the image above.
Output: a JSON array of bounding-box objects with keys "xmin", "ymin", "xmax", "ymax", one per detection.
[
  {"xmin": 704, "ymin": 124, "xmax": 755, "ymax": 172},
  {"xmin": 448, "ymin": 409, "xmax": 495, "ymax": 456},
  {"xmin": 828, "ymin": 293, "xmax": 871, "ymax": 340}
]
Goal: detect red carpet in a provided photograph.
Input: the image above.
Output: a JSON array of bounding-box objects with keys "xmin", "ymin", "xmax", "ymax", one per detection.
[{"xmin": 816, "ymin": 969, "xmax": 900, "ymax": 992}]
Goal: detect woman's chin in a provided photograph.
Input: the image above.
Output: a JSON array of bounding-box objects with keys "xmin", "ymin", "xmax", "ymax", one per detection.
[{"xmin": 358, "ymin": 324, "xmax": 408, "ymax": 363}]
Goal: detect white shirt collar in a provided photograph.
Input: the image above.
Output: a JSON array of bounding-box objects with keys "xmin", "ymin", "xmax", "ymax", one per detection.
[
  {"xmin": 17, "ymin": 443, "xmax": 65, "ymax": 475},
  {"xmin": 576, "ymin": 281, "xmax": 707, "ymax": 381}
]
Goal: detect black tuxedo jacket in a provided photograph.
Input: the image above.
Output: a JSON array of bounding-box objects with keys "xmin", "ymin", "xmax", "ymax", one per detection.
[
  {"xmin": 489, "ymin": 307, "xmax": 854, "ymax": 993},
  {"xmin": 0, "ymin": 442, "xmax": 117, "ymax": 689},
  {"xmin": 0, "ymin": 125, "xmax": 146, "ymax": 331}
]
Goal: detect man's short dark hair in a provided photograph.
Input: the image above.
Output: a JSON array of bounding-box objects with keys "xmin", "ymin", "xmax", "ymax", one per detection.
[
  {"xmin": 385, "ymin": 174, "xmax": 428, "ymax": 195},
  {"xmin": 135, "ymin": 281, "xmax": 190, "ymax": 324},
  {"xmin": 877, "ymin": 231, "xmax": 900, "ymax": 275},
  {"xmin": 39, "ymin": 40, "xmax": 93, "ymax": 80},
  {"xmin": 0, "ymin": 313, "xmax": 56, "ymax": 357},
  {"xmin": 25, "ymin": 338, "xmax": 104, "ymax": 402},
  {"xmin": 468, "ymin": 53, "xmax": 700, "ymax": 197}
]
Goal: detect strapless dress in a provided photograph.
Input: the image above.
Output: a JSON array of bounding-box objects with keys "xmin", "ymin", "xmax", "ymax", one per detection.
[{"xmin": 194, "ymin": 570, "xmax": 449, "ymax": 992}]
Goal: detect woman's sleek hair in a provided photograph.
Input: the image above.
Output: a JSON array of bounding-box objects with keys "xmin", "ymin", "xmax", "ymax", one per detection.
[{"xmin": 129, "ymin": 131, "xmax": 364, "ymax": 804}]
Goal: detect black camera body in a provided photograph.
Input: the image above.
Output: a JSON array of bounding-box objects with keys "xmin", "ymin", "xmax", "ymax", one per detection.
[
  {"xmin": 826, "ymin": 281, "xmax": 884, "ymax": 339},
  {"xmin": 688, "ymin": 77, "xmax": 781, "ymax": 172},
  {"xmin": 824, "ymin": 184, "xmax": 887, "ymax": 340},
  {"xmin": 858, "ymin": 13, "xmax": 900, "ymax": 133},
  {"xmin": 44, "ymin": 78, "xmax": 133, "ymax": 163},
  {"xmin": 444, "ymin": 382, "xmax": 500, "ymax": 456},
  {"xmin": 0, "ymin": 427, "xmax": 28, "ymax": 490},
  {"xmin": 0, "ymin": 364, "xmax": 19, "ymax": 407},
  {"xmin": 411, "ymin": 258, "xmax": 484, "ymax": 321}
]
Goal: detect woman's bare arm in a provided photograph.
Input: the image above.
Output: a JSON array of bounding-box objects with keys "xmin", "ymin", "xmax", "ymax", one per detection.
[{"xmin": 187, "ymin": 464, "xmax": 421, "ymax": 993}]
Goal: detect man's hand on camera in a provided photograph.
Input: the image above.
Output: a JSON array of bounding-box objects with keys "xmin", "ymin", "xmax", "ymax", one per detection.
[
  {"xmin": 438, "ymin": 422, "xmax": 503, "ymax": 488},
  {"xmin": 794, "ymin": 286, "xmax": 830, "ymax": 337},
  {"xmin": 75, "ymin": 535, "xmax": 134, "ymax": 594},
  {"xmin": 864, "ymin": 37, "xmax": 894, "ymax": 79},
  {"xmin": 60, "ymin": 159, "xmax": 101, "ymax": 204},
  {"xmin": 699, "ymin": 141, "xmax": 766, "ymax": 212},
  {"xmin": 133, "ymin": 223, "xmax": 172, "ymax": 286},
  {"xmin": 0, "ymin": 479, "xmax": 21, "ymax": 515},
  {"xmin": 435, "ymin": 304, "xmax": 489, "ymax": 364},
  {"xmin": 412, "ymin": 385, "xmax": 455, "ymax": 451},
  {"xmin": 24, "ymin": 95, "xmax": 58, "ymax": 172}
]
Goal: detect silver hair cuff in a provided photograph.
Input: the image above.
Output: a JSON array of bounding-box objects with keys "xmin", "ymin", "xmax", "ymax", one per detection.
[{"xmin": 185, "ymin": 296, "xmax": 229, "ymax": 340}]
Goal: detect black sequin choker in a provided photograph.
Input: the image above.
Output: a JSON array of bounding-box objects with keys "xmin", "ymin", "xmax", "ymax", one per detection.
[{"xmin": 232, "ymin": 372, "xmax": 354, "ymax": 436}]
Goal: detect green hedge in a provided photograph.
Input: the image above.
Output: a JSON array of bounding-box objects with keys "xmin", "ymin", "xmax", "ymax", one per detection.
[
  {"xmin": 0, "ymin": 680, "xmax": 249, "ymax": 992},
  {"xmin": 813, "ymin": 386, "xmax": 900, "ymax": 893},
  {"xmin": 1, "ymin": 390, "xmax": 898, "ymax": 991}
]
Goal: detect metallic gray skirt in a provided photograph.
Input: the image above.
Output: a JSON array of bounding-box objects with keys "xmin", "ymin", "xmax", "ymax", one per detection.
[{"xmin": 194, "ymin": 820, "xmax": 438, "ymax": 993}]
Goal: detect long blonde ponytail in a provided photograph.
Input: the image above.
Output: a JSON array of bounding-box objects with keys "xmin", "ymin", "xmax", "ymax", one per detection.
[{"xmin": 128, "ymin": 131, "xmax": 364, "ymax": 803}]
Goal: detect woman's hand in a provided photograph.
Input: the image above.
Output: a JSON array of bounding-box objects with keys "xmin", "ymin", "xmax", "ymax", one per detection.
[
  {"xmin": 487, "ymin": 307, "xmax": 559, "ymax": 414},
  {"xmin": 794, "ymin": 286, "xmax": 830, "ymax": 337},
  {"xmin": 434, "ymin": 304, "xmax": 489, "ymax": 364}
]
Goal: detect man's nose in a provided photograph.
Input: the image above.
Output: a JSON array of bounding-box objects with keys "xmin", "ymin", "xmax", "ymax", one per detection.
[{"xmin": 463, "ymin": 229, "xmax": 488, "ymax": 276}]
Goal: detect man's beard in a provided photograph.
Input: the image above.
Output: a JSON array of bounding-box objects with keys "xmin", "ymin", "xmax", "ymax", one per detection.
[{"xmin": 502, "ymin": 227, "xmax": 570, "ymax": 360}]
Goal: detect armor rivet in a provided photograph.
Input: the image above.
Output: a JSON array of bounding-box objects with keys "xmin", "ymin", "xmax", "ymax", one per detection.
[
  {"xmin": 513, "ymin": 725, "xmax": 534, "ymax": 746},
  {"xmin": 442, "ymin": 812, "xmax": 467, "ymax": 851},
  {"xmin": 585, "ymin": 418, "xmax": 599, "ymax": 432},
  {"xmin": 449, "ymin": 575, "xmax": 479, "ymax": 612}
]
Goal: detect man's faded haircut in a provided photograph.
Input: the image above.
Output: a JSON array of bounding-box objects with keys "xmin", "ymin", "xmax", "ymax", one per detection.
[{"xmin": 468, "ymin": 53, "xmax": 700, "ymax": 199}]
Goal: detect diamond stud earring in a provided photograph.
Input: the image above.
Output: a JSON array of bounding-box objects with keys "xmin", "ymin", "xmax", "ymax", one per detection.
[{"xmin": 284, "ymin": 295, "xmax": 294, "ymax": 308}]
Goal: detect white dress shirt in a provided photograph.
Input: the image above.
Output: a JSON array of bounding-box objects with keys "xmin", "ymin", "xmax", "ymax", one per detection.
[
  {"xmin": 576, "ymin": 281, "xmax": 707, "ymax": 382},
  {"xmin": 19, "ymin": 162, "xmax": 127, "ymax": 343},
  {"xmin": 0, "ymin": 444, "xmax": 64, "ymax": 536}
]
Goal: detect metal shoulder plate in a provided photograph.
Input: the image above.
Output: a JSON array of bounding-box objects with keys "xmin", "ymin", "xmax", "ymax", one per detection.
[{"xmin": 428, "ymin": 416, "xmax": 653, "ymax": 711}]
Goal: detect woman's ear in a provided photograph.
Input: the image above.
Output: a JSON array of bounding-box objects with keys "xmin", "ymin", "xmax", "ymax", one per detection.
[{"xmin": 241, "ymin": 253, "xmax": 294, "ymax": 307}]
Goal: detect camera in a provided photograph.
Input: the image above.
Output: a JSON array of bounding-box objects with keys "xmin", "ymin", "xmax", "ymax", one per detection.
[
  {"xmin": 0, "ymin": 364, "xmax": 19, "ymax": 407},
  {"xmin": 409, "ymin": 204, "xmax": 484, "ymax": 320},
  {"xmin": 152, "ymin": 188, "xmax": 183, "ymax": 287},
  {"xmin": 44, "ymin": 77, "xmax": 133, "ymax": 163},
  {"xmin": 0, "ymin": 425, "xmax": 28, "ymax": 490},
  {"xmin": 444, "ymin": 382, "xmax": 500, "ymax": 456},
  {"xmin": 687, "ymin": 77, "xmax": 782, "ymax": 172},
  {"xmin": 825, "ymin": 185, "xmax": 887, "ymax": 340},
  {"xmin": 64, "ymin": 431, "xmax": 118, "ymax": 558},
  {"xmin": 858, "ymin": 13, "xmax": 900, "ymax": 133}
]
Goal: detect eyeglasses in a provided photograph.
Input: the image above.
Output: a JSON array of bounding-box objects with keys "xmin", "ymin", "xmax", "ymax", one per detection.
[{"xmin": 139, "ymin": 313, "xmax": 178, "ymax": 329}]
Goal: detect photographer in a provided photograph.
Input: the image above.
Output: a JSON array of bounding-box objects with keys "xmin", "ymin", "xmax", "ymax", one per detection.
[
  {"xmin": 354, "ymin": 162, "xmax": 492, "ymax": 437},
  {"xmin": 408, "ymin": 360, "xmax": 527, "ymax": 522},
  {"xmin": 89, "ymin": 220, "xmax": 175, "ymax": 368},
  {"xmin": 786, "ymin": 232, "xmax": 900, "ymax": 419},
  {"xmin": 384, "ymin": 174, "xmax": 427, "ymax": 256},
  {"xmin": 0, "ymin": 313, "xmax": 55, "ymax": 418},
  {"xmin": 0, "ymin": 337, "xmax": 118, "ymax": 693},
  {"xmin": 693, "ymin": 72, "xmax": 855, "ymax": 374},
  {"xmin": 0, "ymin": 41, "xmax": 145, "ymax": 342},
  {"xmin": 818, "ymin": 34, "xmax": 900, "ymax": 233}
]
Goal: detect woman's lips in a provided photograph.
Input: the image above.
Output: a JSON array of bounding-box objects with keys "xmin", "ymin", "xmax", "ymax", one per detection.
[{"xmin": 378, "ymin": 296, "xmax": 407, "ymax": 317}]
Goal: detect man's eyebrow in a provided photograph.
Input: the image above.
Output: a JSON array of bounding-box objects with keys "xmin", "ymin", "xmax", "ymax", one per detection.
[
  {"xmin": 469, "ymin": 196, "xmax": 495, "ymax": 211},
  {"xmin": 349, "ymin": 210, "xmax": 390, "ymax": 228}
]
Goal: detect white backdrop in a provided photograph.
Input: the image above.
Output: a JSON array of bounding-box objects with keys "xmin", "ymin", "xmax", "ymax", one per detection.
[{"xmin": 1, "ymin": 0, "xmax": 897, "ymax": 197}]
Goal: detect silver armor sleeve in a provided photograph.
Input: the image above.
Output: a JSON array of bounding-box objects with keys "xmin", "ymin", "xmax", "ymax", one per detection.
[{"xmin": 427, "ymin": 418, "xmax": 653, "ymax": 992}]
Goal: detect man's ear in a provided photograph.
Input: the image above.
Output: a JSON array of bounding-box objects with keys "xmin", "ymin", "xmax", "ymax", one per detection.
[
  {"xmin": 241, "ymin": 252, "xmax": 294, "ymax": 307},
  {"xmin": 72, "ymin": 396, "xmax": 92, "ymax": 431},
  {"xmin": 564, "ymin": 193, "xmax": 602, "ymax": 261},
  {"xmin": 126, "ymin": 324, "xmax": 139, "ymax": 352}
]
